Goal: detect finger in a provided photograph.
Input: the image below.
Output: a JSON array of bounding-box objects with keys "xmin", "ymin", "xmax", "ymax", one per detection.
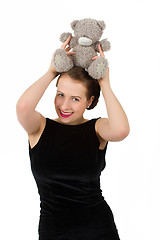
[
  {"xmin": 92, "ymin": 56, "xmax": 99, "ymax": 60},
  {"xmin": 61, "ymin": 36, "xmax": 71, "ymax": 48},
  {"xmin": 98, "ymin": 44, "xmax": 105, "ymax": 57},
  {"xmin": 61, "ymin": 35, "xmax": 72, "ymax": 49},
  {"xmin": 65, "ymin": 47, "xmax": 71, "ymax": 52}
]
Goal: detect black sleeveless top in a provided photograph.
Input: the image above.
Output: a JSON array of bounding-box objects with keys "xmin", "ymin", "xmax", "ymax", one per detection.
[{"xmin": 28, "ymin": 117, "xmax": 120, "ymax": 240}]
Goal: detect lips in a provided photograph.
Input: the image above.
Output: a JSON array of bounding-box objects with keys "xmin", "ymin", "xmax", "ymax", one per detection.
[
  {"xmin": 60, "ymin": 109, "xmax": 72, "ymax": 114},
  {"xmin": 59, "ymin": 109, "xmax": 73, "ymax": 118}
]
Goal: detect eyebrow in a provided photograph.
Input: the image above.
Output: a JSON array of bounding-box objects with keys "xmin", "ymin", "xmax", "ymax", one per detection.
[{"xmin": 57, "ymin": 90, "xmax": 82, "ymax": 99}]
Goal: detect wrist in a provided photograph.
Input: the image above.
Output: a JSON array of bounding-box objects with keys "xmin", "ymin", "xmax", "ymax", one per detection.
[
  {"xmin": 47, "ymin": 70, "xmax": 59, "ymax": 80},
  {"xmin": 99, "ymin": 78, "xmax": 111, "ymax": 90}
]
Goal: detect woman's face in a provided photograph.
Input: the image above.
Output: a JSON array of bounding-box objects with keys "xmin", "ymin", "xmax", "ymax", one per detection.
[{"xmin": 54, "ymin": 75, "xmax": 94, "ymax": 125}]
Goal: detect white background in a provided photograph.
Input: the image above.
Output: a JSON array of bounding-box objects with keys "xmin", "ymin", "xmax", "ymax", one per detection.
[{"xmin": 0, "ymin": 0, "xmax": 160, "ymax": 239}]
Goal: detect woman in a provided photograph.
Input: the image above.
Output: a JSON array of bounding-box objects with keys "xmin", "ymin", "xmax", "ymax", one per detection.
[{"xmin": 16, "ymin": 36, "xmax": 130, "ymax": 240}]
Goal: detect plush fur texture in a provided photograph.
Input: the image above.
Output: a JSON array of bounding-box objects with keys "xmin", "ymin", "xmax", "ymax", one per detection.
[{"xmin": 53, "ymin": 18, "xmax": 111, "ymax": 79}]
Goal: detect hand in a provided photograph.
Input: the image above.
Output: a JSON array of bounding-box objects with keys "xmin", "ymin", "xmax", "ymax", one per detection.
[
  {"xmin": 91, "ymin": 43, "xmax": 105, "ymax": 60},
  {"xmin": 92, "ymin": 44, "xmax": 110, "ymax": 86},
  {"xmin": 60, "ymin": 35, "xmax": 76, "ymax": 56},
  {"xmin": 48, "ymin": 36, "xmax": 75, "ymax": 76}
]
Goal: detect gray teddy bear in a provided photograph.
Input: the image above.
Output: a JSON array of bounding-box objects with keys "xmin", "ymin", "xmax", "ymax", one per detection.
[{"xmin": 53, "ymin": 18, "xmax": 111, "ymax": 79}]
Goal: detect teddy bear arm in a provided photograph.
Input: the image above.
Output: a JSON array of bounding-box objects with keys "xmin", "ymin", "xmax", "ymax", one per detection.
[
  {"xmin": 100, "ymin": 39, "xmax": 111, "ymax": 52},
  {"xmin": 60, "ymin": 32, "xmax": 72, "ymax": 43}
]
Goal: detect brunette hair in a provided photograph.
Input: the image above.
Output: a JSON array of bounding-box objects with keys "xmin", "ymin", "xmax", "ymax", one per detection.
[{"xmin": 56, "ymin": 67, "xmax": 101, "ymax": 110}]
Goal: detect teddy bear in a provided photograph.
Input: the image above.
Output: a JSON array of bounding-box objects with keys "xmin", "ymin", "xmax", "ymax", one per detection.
[{"xmin": 52, "ymin": 18, "xmax": 111, "ymax": 79}]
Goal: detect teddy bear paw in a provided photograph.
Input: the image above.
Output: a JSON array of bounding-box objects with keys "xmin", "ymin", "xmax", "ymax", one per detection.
[
  {"xmin": 53, "ymin": 48, "xmax": 74, "ymax": 72},
  {"xmin": 88, "ymin": 57, "xmax": 108, "ymax": 79}
]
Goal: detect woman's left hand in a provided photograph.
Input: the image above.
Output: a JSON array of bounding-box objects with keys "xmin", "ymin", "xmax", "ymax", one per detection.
[{"xmin": 92, "ymin": 44, "xmax": 110, "ymax": 87}]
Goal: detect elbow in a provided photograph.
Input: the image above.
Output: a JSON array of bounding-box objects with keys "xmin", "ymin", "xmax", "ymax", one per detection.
[
  {"xmin": 16, "ymin": 100, "xmax": 28, "ymax": 115},
  {"xmin": 16, "ymin": 101, "xmax": 26, "ymax": 124},
  {"xmin": 120, "ymin": 125, "xmax": 130, "ymax": 140},
  {"xmin": 16, "ymin": 101, "xmax": 32, "ymax": 122}
]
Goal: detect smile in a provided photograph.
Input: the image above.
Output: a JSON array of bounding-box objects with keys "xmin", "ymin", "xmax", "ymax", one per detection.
[{"xmin": 59, "ymin": 109, "xmax": 73, "ymax": 118}]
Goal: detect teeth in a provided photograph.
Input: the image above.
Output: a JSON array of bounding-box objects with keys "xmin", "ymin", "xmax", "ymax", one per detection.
[{"xmin": 60, "ymin": 110, "xmax": 72, "ymax": 115}]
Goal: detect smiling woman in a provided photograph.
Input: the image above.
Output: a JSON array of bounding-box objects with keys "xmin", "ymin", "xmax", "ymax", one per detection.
[
  {"xmin": 53, "ymin": 66, "xmax": 100, "ymax": 125},
  {"xmin": 16, "ymin": 35, "xmax": 128, "ymax": 240},
  {"xmin": 56, "ymin": 66, "xmax": 100, "ymax": 109}
]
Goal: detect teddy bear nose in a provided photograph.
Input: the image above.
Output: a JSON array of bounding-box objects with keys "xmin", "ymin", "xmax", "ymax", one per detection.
[{"xmin": 78, "ymin": 37, "xmax": 93, "ymax": 46}]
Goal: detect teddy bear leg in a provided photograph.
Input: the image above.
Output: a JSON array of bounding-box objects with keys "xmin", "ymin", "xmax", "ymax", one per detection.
[
  {"xmin": 87, "ymin": 57, "xmax": 108, "ymax": 79},
  {"xmin": 53, "ymin": 48, "xmax": 74, "ymax": 72}
]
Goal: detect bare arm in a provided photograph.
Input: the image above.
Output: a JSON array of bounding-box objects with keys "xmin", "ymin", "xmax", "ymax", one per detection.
[
  {"xmin": 16, "ymin": 35, "xmax": 75, "ymax": 135},
  {"xmin": 93, "ymin": 44, "xmax": 130, "ymax": 142},
  {"xmin": 98, "ymin": 72, "xmax": 130, "ymax": 141},
  {"xmin": 16, "ymin": 69, "xmax": 58, "ymax": 135}
]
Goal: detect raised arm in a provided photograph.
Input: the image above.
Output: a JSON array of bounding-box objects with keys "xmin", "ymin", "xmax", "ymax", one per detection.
[
  {"xmin": 16, "ymin": 56, "xmax": 58, "ymax": 135},
  {"xmin": 93, "ymin": 44, "xmax": 130, "ymax": 142},
  {"xmin": 16, "ymin": 36, "xmax": 74, "ymax": 135}
]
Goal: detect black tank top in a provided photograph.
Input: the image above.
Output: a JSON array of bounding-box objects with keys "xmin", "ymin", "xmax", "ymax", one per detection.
[
  {"xmin": 28, "ymin": 117, "xmax": 108, "ymax": 216},
  {"xmin": 28, "ymin": 117, "xmax": 121, "ymax": 239}
]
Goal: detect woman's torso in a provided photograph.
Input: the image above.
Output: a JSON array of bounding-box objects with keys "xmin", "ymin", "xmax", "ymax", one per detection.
[{"xmin": 27, "ymin": 117, "xmax": 120, "ymax": 239}]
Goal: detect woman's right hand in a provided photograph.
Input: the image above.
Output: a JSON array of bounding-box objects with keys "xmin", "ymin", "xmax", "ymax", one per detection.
[{"xmin": 48, "ymin": 35, "xmax": 75, "ymax": 77}]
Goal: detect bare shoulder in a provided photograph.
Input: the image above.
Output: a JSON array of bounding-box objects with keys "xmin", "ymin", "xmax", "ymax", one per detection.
[
  {"xmin": 95, "ymin": 118, "xmax": 108, "ymax": 149},
  {"xmin": 28, "ymin": 114, "xmax": 46, "ymax": 149},
  {"xmin": 95, "ymin": 118, "xmax": 109, "ymax": 133},
  {"xmin": 95, "ymin": 117, "xmax": 128, "ymax": 142}
]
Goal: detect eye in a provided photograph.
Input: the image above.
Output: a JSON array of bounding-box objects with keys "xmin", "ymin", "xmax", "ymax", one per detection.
[
  {"xmin": 73, "ymin": 98, "xmax": 79, "ymax": 101},
  {"xmin": 58, "ymin": 93, "xmax": 63, "ymax": 97}
]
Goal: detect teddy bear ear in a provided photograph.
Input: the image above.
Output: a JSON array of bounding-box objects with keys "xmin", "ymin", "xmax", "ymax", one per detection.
[
  {"xmin": 97, "ymin": 20, "xmax": 106, "ymax": 30},
  {"xmin": 71, "ymin": 20, "xmax": 79, "ymax": 30}
]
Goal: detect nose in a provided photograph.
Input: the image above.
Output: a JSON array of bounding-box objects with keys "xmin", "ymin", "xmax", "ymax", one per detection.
[{"xmin": 60, "ymin": 98, "xmax": 71, "ymax": 111}]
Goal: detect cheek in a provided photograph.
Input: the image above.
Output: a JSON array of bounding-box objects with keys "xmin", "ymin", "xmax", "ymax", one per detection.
[
  {"xmin": 75, "ymin": 102, "xmax": 87, "ymax": 113},
  {"xmin": 54, "ymin": 96, "xmax": 61, "ymax": 106}
]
